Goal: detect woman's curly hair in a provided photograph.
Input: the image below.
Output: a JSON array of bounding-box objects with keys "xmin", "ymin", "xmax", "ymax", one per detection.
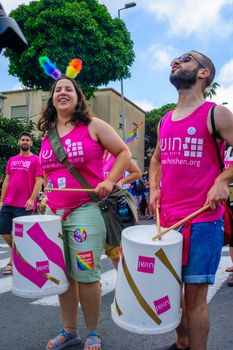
[{"xmin": 37, "ymin": 75, "xmax": 91, "ymax": 134}]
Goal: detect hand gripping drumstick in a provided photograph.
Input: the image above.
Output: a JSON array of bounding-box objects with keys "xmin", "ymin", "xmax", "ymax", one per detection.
[
  {"xmin": 152, "ymin": 204, "xmax": 210, "ymax": 241},
  {"xmin": 45, "ymin": 188, "xmax": 95, "ymax": 192}
]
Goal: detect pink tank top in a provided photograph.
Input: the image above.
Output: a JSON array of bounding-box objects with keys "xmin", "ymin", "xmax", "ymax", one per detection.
[
  {"xmin": 159, "ymin": 101, "xmax": 225, "ymax": 226},
  {"xmin": 40, "ymin": 124, "xmax": 104, "ymax": 209}
]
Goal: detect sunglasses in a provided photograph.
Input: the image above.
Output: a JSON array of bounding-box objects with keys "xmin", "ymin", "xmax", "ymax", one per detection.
[{"xmin": 170, "ymin": 54, "xmax": 205, "ymax": 69}]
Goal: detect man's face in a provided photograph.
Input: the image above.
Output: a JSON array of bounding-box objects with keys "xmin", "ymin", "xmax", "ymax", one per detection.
[
  {"xmin": 18, "ymin": 135, "xmax": 32, "ymax": 151},
  {"xmin": 169, "ymin": 52, "xmax": 203, "ymax": 90}
]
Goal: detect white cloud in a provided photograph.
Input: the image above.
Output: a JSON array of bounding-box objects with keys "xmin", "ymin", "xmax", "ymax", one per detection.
[
  {"xmin": 1, "ymin": 0, "xmax": 30, "ymax": 14},
  {"xmin": 135, "ymin": 99, "xmax": 156, "ymax": 112},
  {"xmin": 143, "ymin": 44, "xmax": 174, "ymax": 70},
  {"xmin": 211, "ymin": 60, "xmax": 233, "ymax": 113},
  {"xmin": 218, "ymin": 59, "xmax": 233, "ymax": 87},
  {"xmin": 139, "ymin": 0, "xmax": 233, "ymax": 39}
]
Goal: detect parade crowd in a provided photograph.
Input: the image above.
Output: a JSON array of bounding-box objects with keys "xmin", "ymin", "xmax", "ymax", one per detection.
[{"xmin": 0, "ymin": 50, "xmax": 233, "ymax": 350}]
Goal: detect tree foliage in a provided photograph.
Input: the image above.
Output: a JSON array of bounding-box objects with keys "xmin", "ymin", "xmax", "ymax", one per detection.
[
  {"xmin": 0, "ymin": 118, "xmax": 41, "ymax": 180},
  {"xmin": 144, "ymin": 103, "xmax": 176, "ymax": 168},
  {"xmin": 203, "ymin": 82, "xmax": 220, "ymax": 100},
  {"xmin": 4, "ymin": 0, "xmax": 135, "ymax": 98}
]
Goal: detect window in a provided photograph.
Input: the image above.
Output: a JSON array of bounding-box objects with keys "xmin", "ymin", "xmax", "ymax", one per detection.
[{"xmin": 11, "ymin": 105, "xmax": 27, "ymax": 120}]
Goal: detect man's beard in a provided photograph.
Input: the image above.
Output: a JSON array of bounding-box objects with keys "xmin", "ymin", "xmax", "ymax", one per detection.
[
  {"xmin": 169, "ymin": 67, "xmax": 199, "ymax": 90},
  {"xmin": 19, "ymin": 145, "xmax": 30, "ymax": 151}
]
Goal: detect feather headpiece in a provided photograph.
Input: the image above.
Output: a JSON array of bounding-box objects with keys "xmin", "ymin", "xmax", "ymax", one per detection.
[{"xmin": 39, "ymin": 56, "xmax": 82, "ymax": 80}]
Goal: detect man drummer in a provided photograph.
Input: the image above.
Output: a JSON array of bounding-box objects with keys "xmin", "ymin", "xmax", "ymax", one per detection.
[
  {"xmin": 149, "ymin": 50, "xmax": 233, "ymax": 350},
  {"xmin": 0, "ymin": 131, "xmax": 42, "ymax": 274}
]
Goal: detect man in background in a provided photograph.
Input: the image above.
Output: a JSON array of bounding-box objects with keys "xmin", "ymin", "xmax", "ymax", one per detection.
[{"xmin": 0, "ymin": 131, "xmax": 42, "ymax": 274}]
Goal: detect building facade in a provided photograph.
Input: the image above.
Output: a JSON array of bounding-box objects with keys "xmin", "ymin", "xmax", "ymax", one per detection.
[{"xmin": 0, "ymin": 88, "xmax": 145, "ymax": 171}]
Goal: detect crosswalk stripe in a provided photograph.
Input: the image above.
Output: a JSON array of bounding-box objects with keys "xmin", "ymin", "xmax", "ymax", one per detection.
[
  {"xmin": 0, "ymin": 244, "xmax": 9, "ymax": 249},
  {"xmin": 0, "ymin": 251, "xmax": 7, "ymax": 255},
  {"xmin": 0, "ymin": 276, "xmax": 12, "ymax": 294},
  {"xmin": 0, "ymin": 255, "xmax": 230, "ymax": 306},
  {"xmin": 31, "ymin": 269, "xmax": 117, "ymax": 306},
  {"xmin": 0, "ymin": 258, "xmax": 10, "ymax": 269}
]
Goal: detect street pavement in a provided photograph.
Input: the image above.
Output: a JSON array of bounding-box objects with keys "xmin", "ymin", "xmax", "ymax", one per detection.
[{"xmin": 0, "ymin": 219, "xmax": 233, "ymax": 350}]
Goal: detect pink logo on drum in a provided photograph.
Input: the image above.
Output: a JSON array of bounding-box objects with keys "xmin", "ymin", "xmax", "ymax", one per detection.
[
  {"xmin": 137, "ymin": 256, "xmax": 155, "ymax": 274},
  {"xmin": 36, "ymin": 260, "xmax": 50, "ymax": 274},
  {"xmin": 154, "ymin": 295, "xmax": 171, "ymax": 315},
  {"xmin": 15, "ymin": 223, "xmax": 24, "ymax": 237},
  {"xmin": 74, "ymin": 227, "xmax": 87, "ymax": 243}
]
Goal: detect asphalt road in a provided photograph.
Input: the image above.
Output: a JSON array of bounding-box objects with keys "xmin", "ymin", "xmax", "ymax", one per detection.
[{"xmin": 0, "ymin": 220, "xmax": 233, "ymax": 350}]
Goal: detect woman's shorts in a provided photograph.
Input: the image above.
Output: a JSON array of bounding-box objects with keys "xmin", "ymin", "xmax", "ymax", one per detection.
[
  {"xmin": 46, "ymin": 203, "xmax": 106, "ymax": 283},
  {"xmin": 181, "ymin": 219, "xmax": 223, "ymax": 284}
]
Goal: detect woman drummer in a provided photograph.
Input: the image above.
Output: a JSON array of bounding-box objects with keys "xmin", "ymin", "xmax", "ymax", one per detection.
[{"xmin": 38, "ymin": 58, "xmax": 131, "ymax": 350}]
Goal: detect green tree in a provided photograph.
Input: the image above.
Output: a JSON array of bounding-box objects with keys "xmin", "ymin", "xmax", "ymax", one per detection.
[
  {"xmin": 0, "ymin": 118, "xmax": 41, "ymax": 180},
  {"xmin": 203, "ymin": 82, "xmax": 220, "ymax": 99},
  {"xmin": 4, "ymin": 0, "xmax": 135, "ymax": 98},
  {"xmin": 144, "ymin": 103, "xmax": 176, "ymax": 168}
]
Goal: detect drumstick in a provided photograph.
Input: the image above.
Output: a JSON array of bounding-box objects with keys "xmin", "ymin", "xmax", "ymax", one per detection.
[
  {"xmin": 152, "ymin": 204, "xmax": 210, "ymax": 241},
  {"xmin": 45, "ymin": 187, "xmax": 95, "ymax": 192},
  {"xmin": 155, "ymin": 207, "xmax": 161, "ymax": 240}
]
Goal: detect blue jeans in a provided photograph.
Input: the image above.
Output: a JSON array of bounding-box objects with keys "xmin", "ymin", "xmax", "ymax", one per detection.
[{"xmin": 180, "ymin": 219, "xmax": 223, "ymax": 284}]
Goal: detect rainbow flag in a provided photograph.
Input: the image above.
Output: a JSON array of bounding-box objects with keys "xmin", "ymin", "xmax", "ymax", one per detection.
[{"xmin": 125, "ymin": 120, "xmax": 143, "ymax": 144}]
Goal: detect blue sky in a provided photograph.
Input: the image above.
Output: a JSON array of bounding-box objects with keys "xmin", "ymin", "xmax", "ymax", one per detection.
[{"xmin": 1, "ymin": 0, "xmax": 233, "ymax": 112}]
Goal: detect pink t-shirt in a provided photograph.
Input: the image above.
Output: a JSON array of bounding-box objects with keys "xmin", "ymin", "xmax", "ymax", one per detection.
[
  {"xmin": 40, "ymin": 124, "xmax": 105, "ymax": 210},
  {"xmin": 4, "ymin": 154, "xmax": 42, "ymax": 208},
  {"xmin": 159, "ymin": 101, "xmax": 225, "ymax": 226}
]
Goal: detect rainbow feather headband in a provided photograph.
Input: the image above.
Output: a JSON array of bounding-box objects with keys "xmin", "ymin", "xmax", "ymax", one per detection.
[{"xmin": 39, "ymin": 56, "xmax": 82, "ymax": 80}]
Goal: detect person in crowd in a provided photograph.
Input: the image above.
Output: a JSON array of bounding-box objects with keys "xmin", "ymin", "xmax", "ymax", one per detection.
[
  {"xmin": 149, "ymin": 50, "xmax": 233, "ymax": 350},
  {"xmin": 103, "ymin": 150, "xmax": 141, "ymax": 268},
  {"xmin": 130, "ymin": 177, "xmax": 146, "ymax": 217},
  {"xmin": 38, "ymin": 75, "xmax": 131, "ymax": 350},
  {"xmin": 0, "ymin": 131, "xmax": 42, "ymax": 275},
  {"xmin": 224, "ymin": 146, "xmax": 233, "ymax": 286}
]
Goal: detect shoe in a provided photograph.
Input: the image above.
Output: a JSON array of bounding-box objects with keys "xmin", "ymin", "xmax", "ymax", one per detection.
[
  {"xmin": 227, "ymin": 274, "xmax": 233, "ymax": 287},
  {"xmin": 45, "ymin": 328, "xmax": 81, "ymax": 350},
  {"xmin": 225, "ymin": 266, "xmax": 233, "ymax": 272},
  {"xmin": 3, "ymin": 263, "xmax": 12, "ymax": 275},
  {"xmin": 84, "ymin": 329, "xmax": 101, "ymax": 349},
  {"xmin": 167, "ymin": 343, "xmax": 189, "ymax": 350}
]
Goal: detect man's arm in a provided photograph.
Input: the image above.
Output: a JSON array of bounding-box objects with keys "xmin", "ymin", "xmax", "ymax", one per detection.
[
  {"xmin": 206, "ymin": 105, "xmax": 233, "ymax": 209},
  {"xmin": 117, "ymin": 161, "xmax": 142, "ymax": 187},
  {"xmin": 25, "ymin": 176, "xmax": 43, "ymax": 211},
  {"xmin": 0, "ymin": 174, "xmax": 10, "ymax": 208}
]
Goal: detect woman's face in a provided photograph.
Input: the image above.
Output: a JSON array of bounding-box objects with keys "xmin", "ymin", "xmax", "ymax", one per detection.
[{"xmin": 52, "ymin": 79, "xmax": 78, "ymax": 115}]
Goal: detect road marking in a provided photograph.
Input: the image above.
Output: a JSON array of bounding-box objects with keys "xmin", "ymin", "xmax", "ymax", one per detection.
[
  {"xmin": 0, "ymin": 244, "xmax": 9, "ymax": 248},
  {"xmin": 0, "ymin": 276, "xmax": 12, "ymax": 294},
  {"xmin": 31, "ymin": 269, "xmax": 117, "ymax": 306},
  {"xmin": 0, "ymin": 256, "xmax": 230, "ymax": 305},
  {"xmin": 0, "ymin": 251, "xmax": 7, "ymax": 255},
  {"xmin": 207, "ymin": 256, "xmax": 229, "ymax": 302},
  {"xmin": 0, "ymin": 258, "xmax": 10, "ymax": 269}
]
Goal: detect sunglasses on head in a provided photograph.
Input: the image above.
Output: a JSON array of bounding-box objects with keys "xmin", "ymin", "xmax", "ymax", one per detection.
[{"xmin": 170, "ymin": 54, "xmax": 205, "ymax": 69}]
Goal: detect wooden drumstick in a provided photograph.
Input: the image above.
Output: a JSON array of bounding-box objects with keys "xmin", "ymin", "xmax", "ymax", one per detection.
[
  {"xmin": 152, "ymin": 204, "xmax": 210, "ymax": 241},
  {"xmin": 45, "ymin": 187, "xmax": 95, "ymax": 192}
]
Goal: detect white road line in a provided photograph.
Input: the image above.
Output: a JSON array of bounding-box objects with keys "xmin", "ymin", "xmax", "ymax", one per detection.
[
  {"xmin": 0, "ymin": 258, "xmax": 10, "ymax": 269},
  {"xmin": 0, "ymin": 251, "xmax": 7, "ymax": 255},
  {"xmin": 207, "ymin": 256, "xmax": 229, "ymax": 302},
  {"xmin": 0, "ymin": 244, "xmax": 9, "ymax": 248},
  {"xmin": 0, "ymin": 256, "xmax": 230, "ymax": 306},
  {"xmin": 31, "ymin": 269, "xmax": 117, "ymax": 306},
  {"xmin": 0, "ymin": 276, "xmax": 12, "ymax": 293}
]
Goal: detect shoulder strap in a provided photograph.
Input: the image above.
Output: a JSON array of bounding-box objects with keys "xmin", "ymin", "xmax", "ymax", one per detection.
[
  {"xmin": 210, "ymin": 106, "xmax": 224, "ymax": 172},
  {"xmin": 47, "ymin": 127, "xmax": 99, "ymax": 202}
]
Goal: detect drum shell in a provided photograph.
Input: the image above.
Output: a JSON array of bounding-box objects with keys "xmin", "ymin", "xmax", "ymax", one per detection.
[
  {"xmin": 12, "ymin": 215, "xmax": 69, "ymax": 298},
  {"xmin": 111, "ymin": 225, "xmax": 183, "ymax": 334}
]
